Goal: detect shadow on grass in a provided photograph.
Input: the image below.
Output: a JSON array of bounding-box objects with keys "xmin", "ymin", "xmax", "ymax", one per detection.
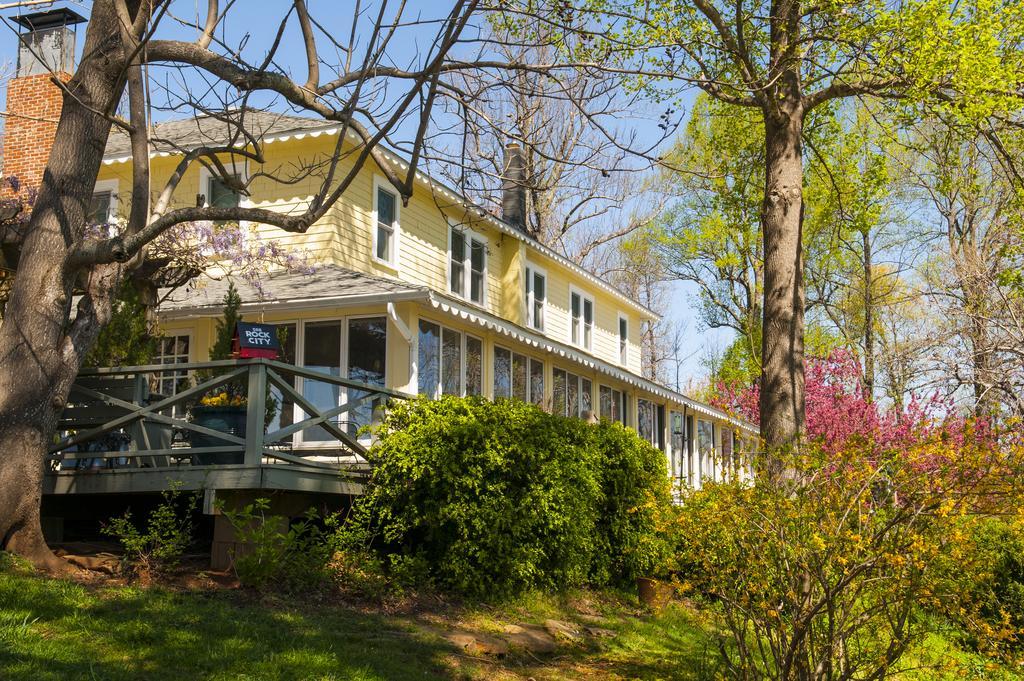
[
  {"xmin": 582, "ymin": 605, "xmax": 723, "ymax": 681},
  {"xmin": 0, "ymin": 567, "xmax": 458, "ymax": 681}
]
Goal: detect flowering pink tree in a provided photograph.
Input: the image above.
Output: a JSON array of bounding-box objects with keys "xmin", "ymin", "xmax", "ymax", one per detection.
[{"xmin": 712, "ymin": 350, "xmax": 986, "ymax": 456}]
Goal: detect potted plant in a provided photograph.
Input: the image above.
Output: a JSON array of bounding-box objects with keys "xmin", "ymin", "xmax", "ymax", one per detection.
[{"xmin": 636, "ymin": 574, "xmax": 675, "ymax": 612}]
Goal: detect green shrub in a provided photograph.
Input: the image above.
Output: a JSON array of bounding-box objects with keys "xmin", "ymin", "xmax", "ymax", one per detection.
[
  {"xmin": 102, "ymin": 484, "xmax": 198, "ymax": 575},
  {"xmin": 220, "ymin": 498, "xmax": 339, "ymax": 593},
  {"xmin": 590, "ymin": 419, "xmax": 673, "ymax": 584},
  {"xmin": 341, "ymin": 396, "xmax": 671, "ymax": 599},
  {"xmin": 937, "ymin": 515, "xmax": 1024, "ymax": 660}
]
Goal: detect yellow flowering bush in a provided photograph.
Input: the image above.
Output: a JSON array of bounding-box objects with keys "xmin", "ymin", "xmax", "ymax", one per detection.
[{"xmin": 671, "ymin": 431, "xmax": 1024, "ymax": 678}]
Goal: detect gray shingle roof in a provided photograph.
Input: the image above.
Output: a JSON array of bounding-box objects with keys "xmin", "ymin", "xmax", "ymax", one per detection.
[
  {"xmin": 158, "ymin": 265, "xmax": 427, "ymax": 315},
  {"xmin": 104, "ymin": 110, "xmax": 333, "ymax": 158}
]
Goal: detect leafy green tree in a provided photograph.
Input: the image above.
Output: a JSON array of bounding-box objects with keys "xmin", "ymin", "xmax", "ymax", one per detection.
[
  {"xmin": 210, "ymin": 282, "xmax": 242, "ymax": 363},
  {"xmin": 803, "ymin": 104, "xmax": 918, "ymax": 402},
  {"xmin": 657, "ymin": 96, "xmax": 764, "ymax": 380},
  {"xmin": 83, "ymin": 283, "xmax": 159, "ymax": 368},
  {"xmin": 523, "ymin": 0, "xmax": 1024, "ymax": 453}
]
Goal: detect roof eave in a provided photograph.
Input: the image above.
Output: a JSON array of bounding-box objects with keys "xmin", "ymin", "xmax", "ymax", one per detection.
[{"xmin": 158, "ymin": 288, "xmax": 429, "ymax": 319}]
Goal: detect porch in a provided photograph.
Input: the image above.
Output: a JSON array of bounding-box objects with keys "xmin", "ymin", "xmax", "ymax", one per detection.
[{"xmin": 44, "ymin": 358, "xmax": 411, "ymax": 498}]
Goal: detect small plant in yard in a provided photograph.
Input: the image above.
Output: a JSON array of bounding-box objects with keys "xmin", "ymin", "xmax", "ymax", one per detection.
[
  {"xmin": 102, "ymin": 483, "xmax": 198, "ymax": 576},
  {"xmin": 220, "ymin": 497, "xmax": 339, "ymax": 593}
]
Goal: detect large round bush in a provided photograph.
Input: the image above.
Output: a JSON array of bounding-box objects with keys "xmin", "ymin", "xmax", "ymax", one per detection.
[{"xmin": 346, "ymin": 396, "xmax": 671, "ymax": 598}]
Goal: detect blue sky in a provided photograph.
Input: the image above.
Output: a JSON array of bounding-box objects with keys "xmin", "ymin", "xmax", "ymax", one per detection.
[{"xmin": 0, "ymin": 0, "xmax": 728, "ymax": 386}]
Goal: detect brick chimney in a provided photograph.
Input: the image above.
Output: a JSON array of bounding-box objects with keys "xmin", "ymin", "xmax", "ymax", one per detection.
[
  {"xmin": 501, "ymin": 142, "xmax": 533, "ymax": 238},
  {"xmin": 3, "ymin": 8, "xmax": 86, "ymax": 192}
]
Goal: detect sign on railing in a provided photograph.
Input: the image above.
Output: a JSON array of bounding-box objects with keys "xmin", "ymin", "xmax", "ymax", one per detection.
[{"xmin": 232, "ymin": 322, "xmax": 281, "ymax": 359}]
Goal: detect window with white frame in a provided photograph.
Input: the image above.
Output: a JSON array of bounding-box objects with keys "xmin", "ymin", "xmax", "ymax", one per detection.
[
  {"xmin": 570, "ymin": 288, "xmax": 594, "ymax": 350},
  {"xmin": 199, "ymin": 165, "xmax": 247, "ymax": 232},
  {"xmin": 293, "ymin": 317, "xmax": 387, "ymax": 443},
  {"xmin": 88, "ymin": 179, "xmax": 118, "ymax": 227},
  {"xmin": 494, "ymin": 346, "xmax": 542, "ymax": 404},
  {"xmin": 418, "ymin": 320, "xmax": 483, "ymax": 399},
  {"xmin": 552, "ymin": 368, "xmax": 593, "ymax": 418},
  {"xmin": 670, "ymin": 410, "xmax": 685, "ymax": 482},
  {"xmin": 721, "ymin": 426, "xmax": 734, "ymax": 478},
  {"xmin": 525, "ymin": 264, "xmax": 546, "ymax": 332},
  {"xmin": 449, "ymin": 225, "xmax": 487, "ymax": 305},
  {"xmin": 373, "ymin": 179, "xmax": 399, "ymax": 266},
  {"xmin": 618, "ymin": 313, "xmax": 629, "ymax": 365}
]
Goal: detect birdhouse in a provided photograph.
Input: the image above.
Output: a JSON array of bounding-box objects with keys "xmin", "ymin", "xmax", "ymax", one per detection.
[{"xmin": 232, "ymin": 322, "xmax": 281, "ymax": 360}]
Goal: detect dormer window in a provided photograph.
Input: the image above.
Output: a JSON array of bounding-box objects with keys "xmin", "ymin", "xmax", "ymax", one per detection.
[
  {"xmin": 570, "ymin": 288, "xmax": 594, "ymax": 350},
  {"xmin": 373, "ymin": 177, "xmax": 399, "ymax": 267},
  {"xmin": 199, "ymin": 166, "xmax": 246, "ymax": 229},
  {"xmin": 525, "ymin": 263, "xmax": 546, "ymax": 332},
  {"xmin": 206, "ymin": 174, "xmax": 241, "ymax": 209},
  {"xmin": 449, "ymin": 225, "xmax": 487, "ymax": 305}
]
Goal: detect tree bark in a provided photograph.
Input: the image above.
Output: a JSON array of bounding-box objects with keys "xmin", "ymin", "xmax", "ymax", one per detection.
[
  {"xmin": 862, "ymin": 229, "xmax": 874, "ymax": 401},
  {"xmin": 759, "ymin": 107, "xmax": 806, "ymax": 454},
  {"xmin": 0, "ymin": 3, "xmax": 128, "ymax": 569}
]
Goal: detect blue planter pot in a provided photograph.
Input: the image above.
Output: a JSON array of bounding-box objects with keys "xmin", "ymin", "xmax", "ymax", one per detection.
[{"xmin": 190, "ymin": 406, "xmax": 247, "ymax": 465}]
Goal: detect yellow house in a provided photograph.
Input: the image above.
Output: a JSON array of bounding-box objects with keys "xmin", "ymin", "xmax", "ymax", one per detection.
[{"xmin": 87, "ymin": 111, "xmax": 755, "ymax": 492}]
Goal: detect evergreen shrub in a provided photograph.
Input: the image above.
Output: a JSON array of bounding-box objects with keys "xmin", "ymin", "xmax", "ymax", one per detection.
[{"xmin": 343, "ymin": 396, "xmax": 671, "ymax": 598}]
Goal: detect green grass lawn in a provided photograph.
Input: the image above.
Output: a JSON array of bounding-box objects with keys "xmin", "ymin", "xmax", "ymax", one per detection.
[
  {"xmin": 1, "ymin": 556, "xmax": 1021, "ymax": 680},
  {"xmin": 0, "ymin": 556, "xmax": 718, "ymax": 681}
]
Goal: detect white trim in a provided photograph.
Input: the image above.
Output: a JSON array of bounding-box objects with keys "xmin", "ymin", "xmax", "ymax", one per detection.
[
  {"xmin": 386, "ymin": 302, "xmax": 413, "ymax": 343},
  {"xmin": 569, "ymin": 285, "xmax": 595, "ymax": 351},
  {"xmin": 524, "ymin": 261, "xmax": 547, "ymax": 333},
  {"xmin": 371, "ymin": 174, "xmax": 400, "ymax": 271}
]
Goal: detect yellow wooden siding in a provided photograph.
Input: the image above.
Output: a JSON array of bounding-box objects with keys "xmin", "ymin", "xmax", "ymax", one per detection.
[{"xmin": 96, "ymin": 132, "xmax": 642, "ymax": 371}]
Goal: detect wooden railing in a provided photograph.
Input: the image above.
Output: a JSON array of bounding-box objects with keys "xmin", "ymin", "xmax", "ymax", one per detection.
[{"xmin": 48, "ymin": 358, "xmax": 412, "ymax": 477}]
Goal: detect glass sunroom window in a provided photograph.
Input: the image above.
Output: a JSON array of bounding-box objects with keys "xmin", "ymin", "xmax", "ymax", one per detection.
[
  {"xmin": 302, "ymin": 321, "xmax": 342, "ymax": 441},
  {"xmin": 417, "ymin": 320, "xmax": 441, "ymax": 398},
  {"xmin": 466, "ymin": 335, "xmax": 483, "ymax": 396},
  {"xmin": 441, "ymin": 328, "xmax": 462, "ymax": 396},
  {"xmin": 346, "ymin": 317, "xmax": 387, "ymax": 434}
]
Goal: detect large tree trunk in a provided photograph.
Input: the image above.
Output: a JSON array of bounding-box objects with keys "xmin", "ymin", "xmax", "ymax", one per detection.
[
  {"xmin": 0, "ymin": 4, "xmax": 127, "ymax": 569},
  {"xmin": 759, "ymin": 106, "xmax": 806, "ymax": 454}
]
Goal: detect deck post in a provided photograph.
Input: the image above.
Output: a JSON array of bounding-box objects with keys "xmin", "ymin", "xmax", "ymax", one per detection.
[{"xmin": 244, "ymin": 361, "xmax": 266, "ymax": 466}]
